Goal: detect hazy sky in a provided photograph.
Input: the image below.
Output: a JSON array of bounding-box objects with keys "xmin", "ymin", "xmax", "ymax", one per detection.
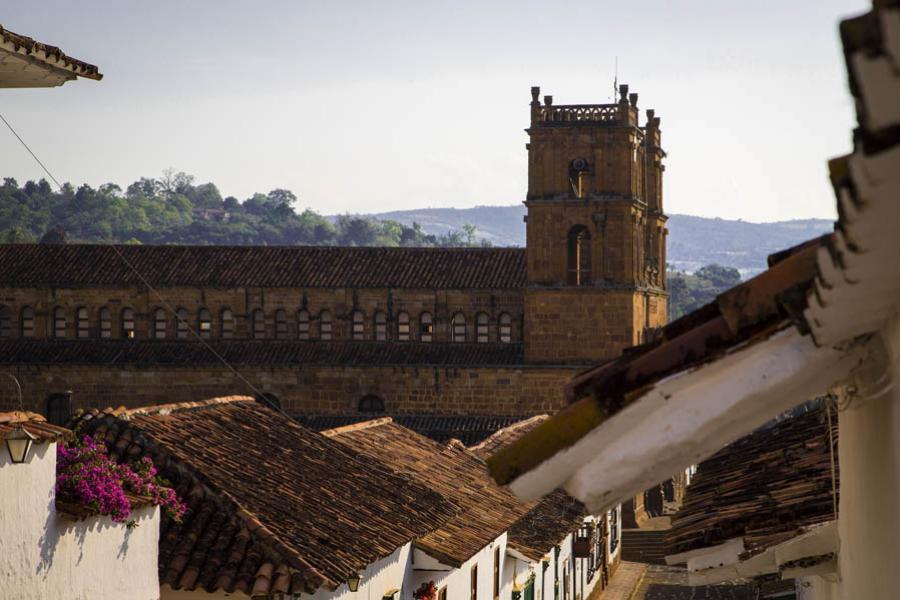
[{"xmin": 1, "ymin": 1, "xmax": 868, "ymax": 221}]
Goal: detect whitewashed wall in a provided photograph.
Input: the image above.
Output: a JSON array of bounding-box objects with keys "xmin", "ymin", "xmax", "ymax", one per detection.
[
  {"xmin": 410, "ymin": 533, "xmax": 509, "ymax": 600},
  {"xmin": 0, "ymin": 440, "xmax": 160, "ymax": 600}
]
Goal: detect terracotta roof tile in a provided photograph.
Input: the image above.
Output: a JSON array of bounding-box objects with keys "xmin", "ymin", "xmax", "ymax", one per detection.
[
  {"xmin": 0, "ymin": 244, "xmax": 526, "ymax": 289},
  {"xmin": 0, "ymin": 340, "xmax": 525, "ymax": 367},
  {"xmin": 467, "ymin": 415, "xmax": 586, "ymax": 562},
  {"xmin": 0, "ymin": 25, "xmax": 102, "ymax": 80},
  {"xmin": 324, "ymin": 419, "xmax": 531, "ymax": 567},
  {"xmin": 0, "ymin": 410, "xmax": 72, "ymax": 443},
  {"xmin": 69, "ymin": 397, "xmax": 456, "ymax": 595},
  {"xmin": 666, "ymin": 405, "xmax": 838, "ymax": 557},
  {"xmin": 297, "ymin": 414, "xmax": 532, "ymax": 445}
]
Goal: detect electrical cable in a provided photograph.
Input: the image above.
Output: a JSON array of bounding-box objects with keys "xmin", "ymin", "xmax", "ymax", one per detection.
[{"xmin": 0, "ymin": 109, "xmax": 282, "ymax": 414}]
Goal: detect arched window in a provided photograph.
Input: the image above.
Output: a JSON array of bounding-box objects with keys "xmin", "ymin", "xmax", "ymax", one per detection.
[
  {"xmin": 121, "ymin": 308, "xmax": 135, "ymax": 339},
  {"xmin": 76, "ymin": 307, "xmax": 89, "ymax": 339},
  {"xmin": 176, "ymin": 308, "xmax": 189, "ymax": 339},
  {"xmin": 499, "ymin": 313, "xmax": 512, "ymax": 343},
  {"xmin": 53, "ymin": 307, "xmax": 67, "ymax": 339},
  {"xmin": 153, "ymin": 308, "xmax": 167, "ymax": 339},
  {"xmin": 297, "ymin": 310, "xmax": 310, "ymax": 340},
  {"xmin": 476, "ymin": 312, "xmax": 489, "ymax": 343},
  {"xmin": 275, "ymin": 309, "xmax": 289, "ymax": 340},
  {"xmin": 0, "ymin": 306, "xmax": 11, "ymax": 339},
  {"xmin": 351, "ymin": 310, "xmax": 365, "ymax": 340},
  {"xmin": 45, "ymin": 392, "xmax": 72, "ymax": 426},
  {"xmin": 358, "ymin": 394, "xmax": 385, "ymax": 414},
  {"xmin": 374, "ymin": 311, "xmax": 387, "ymax": 341},
  {"xmin": 221, "ymin": 308, "xmax": 235, "ymax": 339},
  {"xmin": 198, "ymin": 308, "xmax": 212, "ymax": 339},
  {"xmin": 451, "ymin": 313, "xmax": 467, "ymax": 343},
  {"xmin": 397, "ymin": 311, "xmax": 411, "ymax": 341},
  {"xmin": 420, "ymin": 312, "xmax": 433, "ymax": 342},
  {"xmin": 252, "ymin": 309, "xmax": 266, "ymax": 340},
  {"xmin": 20, "ymin": 307, "xmax": 34, "ymax": 338},
  {"xmin": 319, "ymin": 310, "xmax": 333, "ymax": 341},
  {"xmin": 98, "ymin": 307, "xmax": 111, "ymax": 339},
  {"xmin": 567, "ymin": 225, "xmax": 592, "ymax": 286}
]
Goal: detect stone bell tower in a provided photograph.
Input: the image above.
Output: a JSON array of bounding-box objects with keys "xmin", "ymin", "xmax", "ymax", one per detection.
[{"xmin": 523, "ymin": 84, "xmax": 668, "ymax": 364}]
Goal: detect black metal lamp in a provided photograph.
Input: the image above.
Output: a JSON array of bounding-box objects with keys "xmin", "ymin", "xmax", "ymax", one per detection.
[
  {"xmin": 5, "ymin": 425, "xmax": 36, "ymax": 464},
  {"xmin": 346, "ymin": 573, "xmax": 361, "ymax": 592}
]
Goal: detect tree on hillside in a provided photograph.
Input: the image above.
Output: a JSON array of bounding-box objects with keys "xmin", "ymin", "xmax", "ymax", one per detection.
[{"xmin": 667, "ymin": 264, "xmax": 742, "ymax": 320}]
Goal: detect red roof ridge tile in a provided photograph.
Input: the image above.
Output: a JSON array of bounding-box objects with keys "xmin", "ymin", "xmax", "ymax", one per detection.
[
  {"xmin": 469, "ymin": 414, "xmax": 550, "ymax": 458},
  {"xmin": 0, "ymin": 410, "xmax": 72, "ymax": 443},
  {"xmin": 321, "ymin": 417, "xmax": 394, "ymax": 437},
  {"xmin": 0, "ymin": 24, "xmax": 103, "ymax": 80},
  {"xmin": 119, "ymin": 395, "xmax": 255, "ymax": 419}
]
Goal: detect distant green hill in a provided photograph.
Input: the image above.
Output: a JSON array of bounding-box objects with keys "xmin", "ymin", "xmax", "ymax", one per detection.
[{"xmin": 357, "ymin": 206, "xmax": 833, "ymax": 277}]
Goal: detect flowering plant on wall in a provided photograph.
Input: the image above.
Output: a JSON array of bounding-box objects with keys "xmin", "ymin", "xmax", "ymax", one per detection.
[
  {"xmin": 56, "ymin": 435, "xmax": 186, "ymax": 526},
  {"xmin": 413, "ymin": 581, "xmax": 437, "ymax": 600}
]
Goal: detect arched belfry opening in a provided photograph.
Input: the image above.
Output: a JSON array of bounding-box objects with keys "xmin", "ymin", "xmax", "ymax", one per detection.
[{"xmin": 567, "ymin": 225, "xmax": 592, "ymax": 286}]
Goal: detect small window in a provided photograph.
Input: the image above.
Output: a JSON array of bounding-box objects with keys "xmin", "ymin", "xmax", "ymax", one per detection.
[
  {"xmin": 0, "ymin": 305, "xmax": 11, "ymax": 339},
  {"xmin": 567, "ymin": 225, "xmax": 592, "ymax": 287},
  {"xmin": 451, "ymin": 313, "xmax": 466, "ymax": 343},
  {"xmin": 358, "ymin": 394, "xmax": 385, "ymax": 414},
  {"xmin": 221, "ymin": 308, "xmax": 235, "ymax": 339},
  {"xmin": 275, "ymin": 309, "xmax": 289, "ymax": 340},
  {"xmin": 476, "ymin": 312, "xmax": 489, "ymax": 343},
  {"xmin": 121, "ymin": 308, "xmax": 135, "ymax": 339},
  {"xmin": 493, "ymin": 546, "xmax": 500, "ymax": 600},
  {"xmin": 297, "ymin": 310, "xmax": 310, "ymax": 340},
  {"xmin": 176, "ymin": 307, "xmax": 189, "ymax": 339},
  {"xmin": 98, "ymin": 307, "xmax": 111, "ymax": 339},
  {"xmin": 397, "ymin": 311, "xmax": 411, "ymax": 341},
  {"xmin": 20, "ymin": 307, "xmax": 34, "ymax": 338},
  {"xmin": 351, "ymin": 310, "xmax": 365, "ymax": 340},
  {"xmin": 374, "ymin": 311, "xmax": 387, "ymax": 341},
  {"xmin": 320, "ymin": 310, "xmax": 333, "ymax": 341},
  {"xmin": 53, "ymin": 307, "xmax": 67, "ymax": 339},
  {"xmin": 420, "ymin": 312, "xmax": 433, "ymax": 342},
  {"xmin": 499, "ymin": 313, "xmax": 512, "ymax": 344},
  {"xmin": 198, "ymin": 308, "xmax": 212, "ymax": 339},
  {"xmin": 76, "ymin": 307, "xmax": 89, "ymax": 339},
  {"xmin": 438, "ymin": 588, "xmax": 447, "ymax": 600},
  {"xmin": 470, "ymin": 565, "xmax": 478, "ymax": 600},
  {"xmin": 45, "ymin": 393, "xmax": 72, "ymax": 426},
  {"xmin": 252, "ymin": 309, "xmax": 266, "ymax": 340},
  {"xmin": 153, "ymin": 308, "xmax": 167, "ymax": 339}
]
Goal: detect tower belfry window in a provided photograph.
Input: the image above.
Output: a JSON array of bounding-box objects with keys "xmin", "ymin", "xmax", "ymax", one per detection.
[{"xmin": 567, "ymin": 225, "xmax": 592, "ymax": 286}]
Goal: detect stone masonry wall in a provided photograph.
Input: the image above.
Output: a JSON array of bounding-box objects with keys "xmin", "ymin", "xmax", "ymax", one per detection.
[
  {"xmin": 524, "ymin": 288, "xmax": 636, "ymax": 363},
  {"xmin": 3, "ymin": 363, "xmax": 579, "ymax": 416}
]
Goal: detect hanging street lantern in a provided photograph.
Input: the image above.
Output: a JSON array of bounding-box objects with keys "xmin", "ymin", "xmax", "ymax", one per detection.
[
  {"xmin": 347, "ymin": 573, "xmax": 362, "ymax": 592},
  {"xmin": 5, "ymin": 425, "xmax": 37, "ymax": 464}
]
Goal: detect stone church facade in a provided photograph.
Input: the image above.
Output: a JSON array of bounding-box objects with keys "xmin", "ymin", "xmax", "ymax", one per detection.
[{"xmin": 0, "ymin": 85, "xmax": 667, "ymax": 435}]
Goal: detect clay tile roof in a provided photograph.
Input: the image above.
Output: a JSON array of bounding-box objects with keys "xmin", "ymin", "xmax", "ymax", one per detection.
[
  {"xmin": 0, "ymin": 410, "xmax": 72, "ymax": 443},
  {"xmin": 469, "ymin": 415, "xmax": 550, "ymax": 460},
  {"xmin": 488, "ymin": 234, "xmax": 829, "ymax": 487},
  {"xmin": 0, "ymin": 25, "xmax": 102, "ymax": 81},
  {"xmin": 324, "ymin": 419, "xmax": 531, "ymax": 567},
  {"xmin": 467, "ymin": 415, "xmax": 586, "ymax": 562},
  {"xmin": 666, "ymin": 404, "xmax": 838, "ymax": 558},
  {"xmin": 69, "ymin": 397, "xmax": 456, "ymax": 596},
  {"xmin": 0, "ymin": 339, "xmax": 525, "ymax": 368},
  {"xmin": 297, "ymin": 414, "xmax": 533, "ymax": 445},
  {"xmin": 0, "ymin": 244, "xmax": 526, "ymax": 289}
]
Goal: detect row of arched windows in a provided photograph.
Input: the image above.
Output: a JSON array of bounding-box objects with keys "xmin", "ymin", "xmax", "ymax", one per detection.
[{"xmin": 0, "ymin": 305, "xmax": 515, "ymax": 343}]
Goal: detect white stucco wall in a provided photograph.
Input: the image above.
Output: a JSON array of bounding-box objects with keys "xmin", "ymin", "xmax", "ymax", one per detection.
[
  {"xmin": 411, "ymin": 534, "xmax": 510, "ymax": 600},
  {"xmin": 0, "ymin": 440, "xmax": 160, "ymax": 600},
  {"xmin": 836, "ymin": 314, "xmax": 900, "ymax": 599}
]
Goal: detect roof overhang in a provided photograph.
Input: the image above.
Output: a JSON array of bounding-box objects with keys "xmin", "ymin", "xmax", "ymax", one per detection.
[
  {"xmin": 0, "ymin": 26, "xmax": 102, "ymax": 88},
  {"xmin": 498, "ymin": 326, "xmax": 868, "ymax": 511},
  {"xmin": 666, "ymin": 521, "xmax": 839, "ymax": 587}
]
